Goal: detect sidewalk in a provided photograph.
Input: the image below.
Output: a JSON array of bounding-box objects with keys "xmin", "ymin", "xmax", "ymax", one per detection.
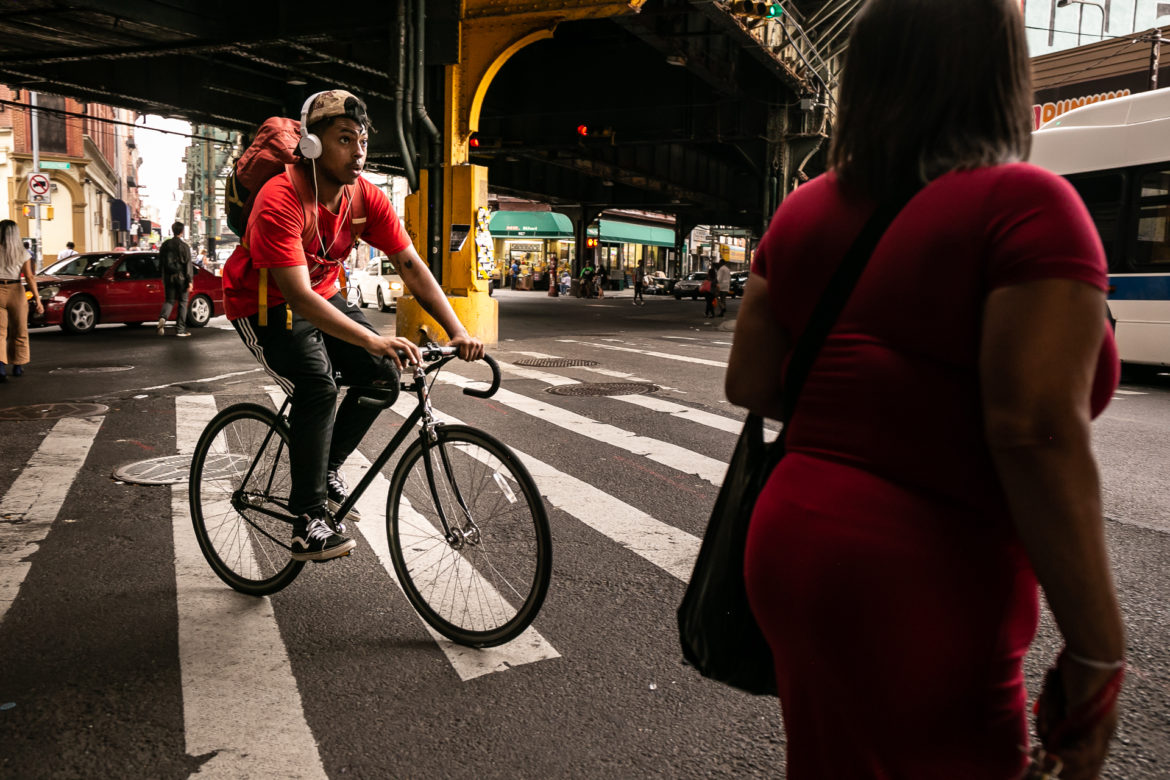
[
  {"xmin": 491, "ymin": 287, "xmax": 638, "ymax": 300},
  {"xmin": 489, "ymin": 287, "xmax": 738, "ymax": 330}
]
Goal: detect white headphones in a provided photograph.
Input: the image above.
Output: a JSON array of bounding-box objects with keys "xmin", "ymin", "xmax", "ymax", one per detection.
[{"xmin": 298, "ymin": 91, "xmax": 327, "ymax": 160}]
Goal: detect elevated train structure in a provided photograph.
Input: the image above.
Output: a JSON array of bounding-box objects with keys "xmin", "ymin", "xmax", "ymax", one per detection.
[{"xmin": 0, "ymin": 0, "xmax": 860, "ymax": 340}]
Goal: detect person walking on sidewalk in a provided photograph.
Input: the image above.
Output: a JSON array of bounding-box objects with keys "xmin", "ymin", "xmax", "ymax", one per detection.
[
  {"xmin": 715, "ymin": 260, "xmax": 731, "ymax": 316},
  {"xmin": 702, "ymin": 267, "xmax": 717, "ymax": 318},
  {"xmin": 633, "ymin": 264, "xmax": 646, "ymax": 304},
  {"xmin": 157, "ymin": 221, "xmax": 193, "ymax": 337},
  {"xmin": 0, "ymin": 220, "xmax": 43, "ymax": 381},
  {"xmin": 56, "ymin": 241, "xmax": 78, "ymax": 262}
]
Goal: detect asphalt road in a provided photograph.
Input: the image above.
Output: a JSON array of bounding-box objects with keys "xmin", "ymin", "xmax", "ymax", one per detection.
[{"xmin": 0, "ymin": 289, "xmax": 1167, "ymax": 779}]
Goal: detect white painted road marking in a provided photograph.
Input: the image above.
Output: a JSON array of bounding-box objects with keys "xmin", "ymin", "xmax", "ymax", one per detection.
[
  {"xmin": 556, "ymin": 338, "xmax": 728, "ymax": 368},
  {"xmin": 387, "ymin": 398, "xmax": 701, "ymax": 582},
  {"xmin": 0, "ymin": 415, "xmax": 103, "ymax": 625},
  {"xmin": 174, "ymin": 396, "xmax": 327, "ymax": 779},
  {"xmin": 436, "ymin": 370, "xmax": 728, "ymax": 486},
  {"xmin": 511, "ymin": 351, "xmax": 685, "ymax": 392},
  {"xmin": 493, "ymin": 359, "xmax": 742, "ymax": 435}
]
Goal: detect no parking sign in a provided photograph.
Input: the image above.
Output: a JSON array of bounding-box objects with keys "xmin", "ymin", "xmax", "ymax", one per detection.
[{"xmin": 27, "ymin": 172, "xmax": 50, "ymax": 204}]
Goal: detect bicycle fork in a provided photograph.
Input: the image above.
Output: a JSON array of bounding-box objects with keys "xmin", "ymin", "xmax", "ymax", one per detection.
[{"xmin": 415, "ymin": 363, "xmax": 481, "ymax": 550}]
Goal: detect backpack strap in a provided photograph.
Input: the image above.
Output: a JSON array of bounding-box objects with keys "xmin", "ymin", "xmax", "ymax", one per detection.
[
  {"xmin": 255, "ymin": 166, "xmax": 317, "ymax": 327},
  {"xmin": 349, "ymin": 180, "xmax": 367, "ymax": 244},
  {"xmin": 337, "ymin": 180, "xmax": 367, "ymax": 302}
]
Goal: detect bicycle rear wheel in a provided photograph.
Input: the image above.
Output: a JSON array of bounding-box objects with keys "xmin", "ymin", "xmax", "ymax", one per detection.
[
  {"xmin": 387, "ymin": 425, "xmax": 551, "ymax": 647},
  {"xmin": 189, "ymin": 403, "xmax": 303, "ymax": 595}
]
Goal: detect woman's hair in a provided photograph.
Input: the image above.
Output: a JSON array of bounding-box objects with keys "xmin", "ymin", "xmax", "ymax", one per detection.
[
  {"xmin": 0, "ymin": 219, "xmax": 26, "ymax": 270},
  {"xmin": 827, "ymin": 0, "xmax": 1032, "ymax": 200}
]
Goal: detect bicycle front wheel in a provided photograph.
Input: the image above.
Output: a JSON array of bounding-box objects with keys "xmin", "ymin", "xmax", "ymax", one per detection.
[
  {"xmin": 387, "ymin": 425, "xmax": 551, "ymax": 647},
  {"xmin": 189, "ymin": 403, "xmax": 303, "ymax": 595}
]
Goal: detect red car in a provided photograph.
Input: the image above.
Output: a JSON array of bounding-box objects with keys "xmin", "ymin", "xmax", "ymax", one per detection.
[{"xmin": 29, "ymin": 250, "xmax": 225, "ymax": 334}]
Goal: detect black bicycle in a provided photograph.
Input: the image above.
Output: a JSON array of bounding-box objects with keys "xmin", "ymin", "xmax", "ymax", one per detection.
[{"xmin": 187, "ymin": 346, "xmax": 552, "ymax": 648}]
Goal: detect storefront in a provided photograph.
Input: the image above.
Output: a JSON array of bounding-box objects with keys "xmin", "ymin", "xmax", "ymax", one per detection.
[
  {"xmin": 1031, "ymin": 26, "xmax": 1170, "ymax": 129},
  {"xmin": 586, "ymin": 219, "xmax": 676, "ymax": 289},
  {"xmin": 488, "ymin": 211, "xmax": 575, "ymax": 290}
]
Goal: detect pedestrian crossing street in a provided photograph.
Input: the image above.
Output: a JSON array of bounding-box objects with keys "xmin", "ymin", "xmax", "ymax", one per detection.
[{"xmin": 0, "ymin": 343, "xmax": 748, "ymax": 775}]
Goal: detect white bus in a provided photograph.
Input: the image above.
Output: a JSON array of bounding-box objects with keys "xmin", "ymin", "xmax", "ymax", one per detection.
[{"xmin": 1030, "ymin": 87, "xmax": 1170, "ymax": 371}]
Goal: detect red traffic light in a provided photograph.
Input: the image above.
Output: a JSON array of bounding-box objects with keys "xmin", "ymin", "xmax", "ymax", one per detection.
[
  {"xmin": 586, "ymin": 237, "xmax": 598, "ymax": 248},
  {"xmin": 469, "ymin": 135, "xmax": 480, "ymax": 147},
  {"xmin": 577, "ymin": 124, "xmax": 589, "ymax": 137}
]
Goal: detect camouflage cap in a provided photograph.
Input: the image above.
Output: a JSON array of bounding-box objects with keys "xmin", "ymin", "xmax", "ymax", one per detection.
[{"xmin": 305, "ymin": 90, "xmax": 367, "ymax": 129}]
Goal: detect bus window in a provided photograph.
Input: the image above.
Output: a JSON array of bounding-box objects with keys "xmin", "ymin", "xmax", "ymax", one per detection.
[
  {"xmin": 1134, "ymin": 169, "xmax": 1170, "ymax": 268},
  {"xmin": 1067, "ymin": 172, "xmax": 1125, "ymax": 271}
]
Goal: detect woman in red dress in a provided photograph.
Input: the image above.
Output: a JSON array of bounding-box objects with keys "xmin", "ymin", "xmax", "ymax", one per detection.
[{"xmin": 725, "ymin": 1, "xmax": 1126, "ymax": 778}]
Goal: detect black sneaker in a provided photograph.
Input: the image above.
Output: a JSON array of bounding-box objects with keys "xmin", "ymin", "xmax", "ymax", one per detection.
[
  {"xmin": 326, "ymin": 470, "xmax": 362, "ymax": 522},
  {"xmin": 290, "ymin": 515, "xmax": 356, "ymax": 562}
]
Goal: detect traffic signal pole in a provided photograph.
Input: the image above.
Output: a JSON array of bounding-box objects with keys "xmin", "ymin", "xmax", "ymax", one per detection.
[
  {"xmin": 394, "ymin": 0, "xmax": 650, "ymax": 344},
  {"xmin": 30, "ymin": 91, "xmax": 43, "ymax": 270}
]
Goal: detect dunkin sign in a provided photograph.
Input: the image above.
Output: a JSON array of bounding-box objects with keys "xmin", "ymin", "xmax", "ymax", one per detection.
[{"xmin": 1033, "ymin": 89, "xmax": 1131, "ymax": 129}]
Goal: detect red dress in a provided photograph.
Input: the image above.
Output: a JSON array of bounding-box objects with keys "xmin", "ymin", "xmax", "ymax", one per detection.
[{"xmin": 743, "ymin": 164, "xmax": 1118, "ymax": 779}]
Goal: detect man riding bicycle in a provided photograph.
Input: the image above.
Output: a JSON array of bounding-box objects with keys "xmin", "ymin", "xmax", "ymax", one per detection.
[{"xmin": 221, "ymin": 89, "xmax": 484, "ymax": 562}]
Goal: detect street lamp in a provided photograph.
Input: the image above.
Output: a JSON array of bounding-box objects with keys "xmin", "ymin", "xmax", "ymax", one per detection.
[{"xmin": 1057, "ymin": 0, "xmax": 1106, "ymax": 46}]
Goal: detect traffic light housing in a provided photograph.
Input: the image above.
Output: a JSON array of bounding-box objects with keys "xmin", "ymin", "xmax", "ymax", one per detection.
[
  {"xmin": 21, "ymin": 204, "xmax": 35, "ymax": 218},
  {"xmin": 728, "ymin": 1, "xmax": 783, "ymax": 19}
]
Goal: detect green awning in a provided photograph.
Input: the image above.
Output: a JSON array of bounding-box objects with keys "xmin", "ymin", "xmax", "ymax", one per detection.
[
  {"xmin": 588, "ymin": 219, "xmax": 675, "ymax": 247},
  {"xmin": 489, "ymin": 211, "xmax": 573, "ymax": 239}
]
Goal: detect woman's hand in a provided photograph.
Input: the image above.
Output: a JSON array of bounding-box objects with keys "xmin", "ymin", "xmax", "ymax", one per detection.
[
  {"xmin": 33, "ymin": 298, "xmax": 44, "ymax": 315},
  {"xmin": 448, "ymin": 333, "xmax": 485, "ymax": 362},
  {"xmin": 1034, "ymin": 654, "xmax": 1124, "ymax": 780}
]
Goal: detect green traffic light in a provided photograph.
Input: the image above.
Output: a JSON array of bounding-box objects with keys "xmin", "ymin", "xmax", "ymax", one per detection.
[{"xmin": 767, "ymin": 2, "xmax": 783, "ymax": 18}]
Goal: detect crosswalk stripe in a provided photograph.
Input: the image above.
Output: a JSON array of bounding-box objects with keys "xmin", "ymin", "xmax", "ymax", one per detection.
[
  {"xmin": 493, "ymin": 359, "xmax": 743, "ymax": 434},
  {"xmin": 0, "ymin": 414, "xmax": 104, "ymax": 626},
  {"xmin": 265, "ymin": 389, "xmax": 561, "ymax": 680},
  {"xmin": 387, "ymin": 397, "xmax": 701, "ymax": 582},
  {"xmin": 513, "ymin": 351, "xmax": 686, "ymax": 391},
  {"xmin": 556, "ymin": 338, "xmax": 728, "ymax": 368},
  {"xmin": 434, "ymin": 370, "xmax": 728, "ymax": 486},
  {"xmin": 174, "ymin": 396, "xmax": 327, "ymax": 779}
]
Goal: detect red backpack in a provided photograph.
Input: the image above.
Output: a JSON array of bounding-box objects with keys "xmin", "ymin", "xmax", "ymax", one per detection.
[{"xmin": 224, "ymin": 117, "xmax": 368, "ymax": 326}]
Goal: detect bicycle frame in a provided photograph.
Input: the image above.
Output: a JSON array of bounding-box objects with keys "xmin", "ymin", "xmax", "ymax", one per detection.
[{"xmin": 325, "ymin": 355, "xmax": 477, "ymax": 544}]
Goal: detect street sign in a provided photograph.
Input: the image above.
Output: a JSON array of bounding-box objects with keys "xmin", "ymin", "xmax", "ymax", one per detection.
[
  {"xmin": 27, "ymin": 172, "xmax": 51, "ymax": 204},
  {"xmin": 39, "ymin": 161, "xmax": 71, "ymax": 170}
]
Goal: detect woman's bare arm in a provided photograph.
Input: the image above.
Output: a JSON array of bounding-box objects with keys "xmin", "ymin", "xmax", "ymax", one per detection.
[
  {"xmin": 981, "ymin": 278, "xmax": 1124, "ymax": 779},
  {"xmin": 725, "ymin": 275, "xmax": 789, "ymax": 419}
]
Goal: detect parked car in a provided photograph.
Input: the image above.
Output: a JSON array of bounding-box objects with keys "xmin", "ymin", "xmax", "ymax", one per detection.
[
  {"xmin": 28, "ymin": 250, "xmax": 225, "ymax": 334},
  {"xmin": 673, "ymin": 271, "xmax": 709, "ymax": 300},
  {"xmin": 729, "ymin": 270, "xmax": 749, "ymax": 297},
  {"xmin": 349, "ymin": 254, "xmax": 406, "ymax": 312}
]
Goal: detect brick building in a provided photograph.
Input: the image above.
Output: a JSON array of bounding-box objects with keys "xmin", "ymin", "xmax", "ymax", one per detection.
[{"xmin": 0, "ymin": 87, "xmax": 141, "ymax": 264}]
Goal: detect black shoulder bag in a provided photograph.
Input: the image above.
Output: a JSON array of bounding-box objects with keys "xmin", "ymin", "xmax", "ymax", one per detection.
[{"xmin": 677, "ymin": 187, "xmax": 921, "ymax": 696}]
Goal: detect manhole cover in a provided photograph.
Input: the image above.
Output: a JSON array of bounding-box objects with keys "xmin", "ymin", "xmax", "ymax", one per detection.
[
  {"xmin": 113, "ymin": 453, "xmax": 251, "ymax": 486},
  {"xmin": 514, "ymin": 358, "xmax": 599, "ymax": 368},
  {"xmin": 545, "ymin": 382, "xmax": 658, "ymax": 397},
  {"xmin": 0, "ymin": 402, "xmax": 109, "ymax": 421},
  {"xmin": 49, "ymin": 366, "xmax": 134, "ymax": 374}
]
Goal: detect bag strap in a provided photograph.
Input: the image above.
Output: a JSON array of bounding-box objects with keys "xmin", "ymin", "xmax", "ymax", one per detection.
[{"xmin": 779, "ymin": 186, "xmax": 922, "ymax": 424}]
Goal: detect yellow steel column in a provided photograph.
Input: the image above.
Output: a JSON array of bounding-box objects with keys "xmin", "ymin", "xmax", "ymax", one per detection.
[{"xmin": 396, "ymin": 0, "xmax": 648, "ymax": 345}]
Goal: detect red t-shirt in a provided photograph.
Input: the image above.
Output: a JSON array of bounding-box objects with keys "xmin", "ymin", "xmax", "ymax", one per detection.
[
  {"xmin": 751, "ymin": 163, "xmax": 1119, "ymax": 511},
  {"xmin": 222, "ymin": 172, "xmax": 412, "ymax": 320}
]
